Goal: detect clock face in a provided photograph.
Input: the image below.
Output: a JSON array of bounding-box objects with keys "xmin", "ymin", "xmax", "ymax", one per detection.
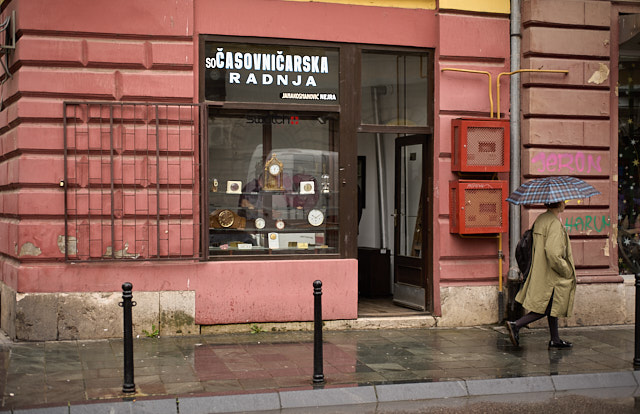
[
  {"xmin": 275, "ymin": 219, "xmax": 285, "ymax": 230},
  {"xmin": 218, "ymin": 209, "xmax": 235, "ymax": 228},
  {"xmin": 254, "ymin": 218, "xmax": 265, "ymax": 229},
  {"xmin": 269, "ymin": 164, "xmax": 281, "ymax": 176},
  {"xmin": 307, "ymin": 209, "xmax": 324, "ymax": 227}
]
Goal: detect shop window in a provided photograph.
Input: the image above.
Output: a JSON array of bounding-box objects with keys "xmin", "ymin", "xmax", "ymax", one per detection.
[
  {"xmin": 618, "ymin": 56, "xmax": 640, "ymax": 274},
  {"xmin": 207, "ymin": 111, "xmax": 339, "ymax": 256},
  {"xmin": 361, "ymin": 51, "xmax": 430, "ymax": 126}
]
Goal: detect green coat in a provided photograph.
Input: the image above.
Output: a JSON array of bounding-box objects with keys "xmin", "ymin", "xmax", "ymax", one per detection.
[{"xmin": 515, "ymin": 210, "xmax": 576, "ymax": 317}]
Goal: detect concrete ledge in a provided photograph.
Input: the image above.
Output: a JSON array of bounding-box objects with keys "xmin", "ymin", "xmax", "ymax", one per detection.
[
  {"xmin": 201, "ymin": 316, "xmax": 438, "ymax": 335},
  {"xmin": 466, "ymin": 376, "xmax": 555, "ymax": 396},
  {"xmin": 179, "ymin": 393, "xmax": 281, "ymax": 414},
  {"xmin": 551, "ymin": 371, "xmax": 637, "ymax": 391},
  {"xmin": 280, "ymin": 386, "xmax": 377, "ymax": 408},
  {"xmin": 376, "ymin": 381, "xmax": 467, "ymax": 401}
]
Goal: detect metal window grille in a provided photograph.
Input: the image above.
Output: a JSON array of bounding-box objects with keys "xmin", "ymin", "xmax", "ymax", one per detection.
[{"xmin": 63, "ymin": 102, "xmax": 203, "ymax": 262}]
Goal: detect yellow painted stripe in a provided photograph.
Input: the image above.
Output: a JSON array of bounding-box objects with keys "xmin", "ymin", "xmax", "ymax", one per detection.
[
  {"xmin": 284, "ymin": 0, "xmax": 436, "ymax": 10},
  {"xmin": 440, "ymin": 0, "xmax": 510, "ymax": 14}
]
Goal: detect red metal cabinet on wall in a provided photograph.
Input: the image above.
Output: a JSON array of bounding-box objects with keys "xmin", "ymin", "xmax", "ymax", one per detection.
[
  {"xmin": 451, "ymin": 118, "xmax": 510, "ymax": 173},
  {"xmin": 449, "ymin": 180, "xmax": 509, "ymax": 234}
]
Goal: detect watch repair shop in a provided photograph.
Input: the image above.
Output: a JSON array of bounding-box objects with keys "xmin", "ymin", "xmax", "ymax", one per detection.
[
  {"xmin": 200, "ymin": 37, "xmax": 434, "ymax": 324},
  {"xmin": 198, "ymin": 38, "xmax": 359, "ymax": 325},
  {"xmin": 203, "ymin": 40, "xmax": 341, "ymax": 258}
]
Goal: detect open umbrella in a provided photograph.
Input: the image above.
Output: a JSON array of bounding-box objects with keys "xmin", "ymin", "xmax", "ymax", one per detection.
[{"xmin": 506, "ymin": 176, "xmax": 600, "ymax": 205}]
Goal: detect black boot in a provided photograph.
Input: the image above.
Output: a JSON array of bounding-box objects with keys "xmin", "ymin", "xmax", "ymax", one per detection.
[
  {"xmin": 505, "ymin": 321, "xmax": 520, "ymax": 347},
  {"xmin": 548, "ymin": 339, "xmax": 572, "ymax": 349}
]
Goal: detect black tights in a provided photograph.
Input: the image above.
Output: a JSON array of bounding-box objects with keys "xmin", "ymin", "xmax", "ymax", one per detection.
[{"xmin": 514, "ymin": 294, "xmax": 560, "ymax": 342}]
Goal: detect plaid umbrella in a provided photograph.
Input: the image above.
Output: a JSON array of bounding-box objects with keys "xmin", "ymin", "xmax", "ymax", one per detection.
[{"xmin": 506, "ymin": 176, "xmax": 600, "ymax": 205}]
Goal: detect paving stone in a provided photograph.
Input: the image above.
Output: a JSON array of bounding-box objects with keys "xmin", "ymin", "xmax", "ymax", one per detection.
[{"xmin": 0, "ymin": 325, "xmax": 636, "ymax": 412}]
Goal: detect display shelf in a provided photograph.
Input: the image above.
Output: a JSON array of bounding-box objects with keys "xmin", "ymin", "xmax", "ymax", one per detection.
[
  {"xmin": 207, "ymin": 186, "xmax": 337, "ymax": 255},
  {"xmin": 208, "ymin": 245, "xmax": 338, "ymax": 254}
]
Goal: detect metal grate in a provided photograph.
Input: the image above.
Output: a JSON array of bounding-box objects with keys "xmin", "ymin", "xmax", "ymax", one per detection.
[
  {"xmin": 463, "ymin": 188, "xmax": 503, "ymax": 228},
  {"xmin": 63, "ymin": 102, "xmax": 203, "ymax": 262},
  {"xmin": 465, "ymin": 126, "xmax": 505, "ymax": 166}
]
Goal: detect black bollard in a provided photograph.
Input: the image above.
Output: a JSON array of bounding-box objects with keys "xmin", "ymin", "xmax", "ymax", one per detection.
[
  {"xmin": 635, "ymin": 274, "xmax": 640, "ymax": 368},
  {"xmin": 120, "ymin": 282, "xmax": 136, "ymax": 393},
  {"xmin": 313, "ymin": 280, "xmax": 325, "ymax": 384}
]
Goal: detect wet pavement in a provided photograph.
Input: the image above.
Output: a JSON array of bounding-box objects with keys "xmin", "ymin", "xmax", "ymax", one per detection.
[{"xmin": 0, "ymin": 324, "xmax": 637, "ymax": 412}]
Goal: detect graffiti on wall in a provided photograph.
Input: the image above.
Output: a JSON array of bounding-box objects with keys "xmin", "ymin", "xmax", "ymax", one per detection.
[
  {"xmin": 531, "ymin": 152, "xmax": 602, "ymax": 174},
  {"xmin": 564, "ymin": 215, "xmax": 610, "ymax": 233}
]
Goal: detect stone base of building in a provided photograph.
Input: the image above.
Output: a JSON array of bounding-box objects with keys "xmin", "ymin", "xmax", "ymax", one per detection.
[
  {"xmin": 527, "ymin": 275, "xmax": 636, "ymax": 329},
  {"xmin": 1, "ymin": 279, "xmax": 634, "ymax": 341},
  {"xmin": 438, "ymin": 285, "xmax": 501, "ymax": 327},
  {"xmin": 439, "ymin": 278, "xmax": 636, "ymax": 329},
  {"xmin": 0, "ymin": 282, "xmax": 197, "ymax": 341}
]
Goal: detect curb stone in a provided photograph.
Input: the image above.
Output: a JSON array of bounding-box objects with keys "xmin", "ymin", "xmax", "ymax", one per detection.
[{"xmin": 7, "ymin": 371, "xmax": 639, "ymax": 414}]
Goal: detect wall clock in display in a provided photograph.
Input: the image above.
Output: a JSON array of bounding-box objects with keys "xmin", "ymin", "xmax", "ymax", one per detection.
[
  {"xmin": 254, "ymin": 217, "xmax": 265, "ymax": 229},
  {"xmin": 275, "ymin": 219, "xmax": 285, "ymax": 230},
  {"xmin": 307, "ymin": 209, "xmax": 324, "ymax": 227}
]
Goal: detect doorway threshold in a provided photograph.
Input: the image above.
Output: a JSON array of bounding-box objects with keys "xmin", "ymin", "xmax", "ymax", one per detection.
[{"xmin": 358, "ymin": 296, "xmax": 430, "ymax": 318}]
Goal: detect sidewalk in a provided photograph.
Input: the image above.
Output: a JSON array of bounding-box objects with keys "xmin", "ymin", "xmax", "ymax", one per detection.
[{"xmin": 0, "ymin": 323, "xmax": 637, "ymax": 413}]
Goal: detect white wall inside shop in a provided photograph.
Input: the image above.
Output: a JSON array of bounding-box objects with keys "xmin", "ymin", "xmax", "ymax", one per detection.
[{"xmin": 357, "ymin": 133, "xmax": 396, "ymax": 255}]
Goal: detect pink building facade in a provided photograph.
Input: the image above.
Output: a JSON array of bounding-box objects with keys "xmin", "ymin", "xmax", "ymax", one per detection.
[{"xmin": 0, "ymin": 0, "xmax": 633, "ymax": 341}]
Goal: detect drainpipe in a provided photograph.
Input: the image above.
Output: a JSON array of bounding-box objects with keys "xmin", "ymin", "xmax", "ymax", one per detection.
[{"xmin": 508, "ymin": 0, "xmax": 521, "ymax": 285}]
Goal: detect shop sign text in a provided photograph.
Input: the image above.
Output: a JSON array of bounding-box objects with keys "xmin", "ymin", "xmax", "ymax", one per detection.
[{"xmin": 203, "ymin": 42, "xmax": 339, "ymax": 104}]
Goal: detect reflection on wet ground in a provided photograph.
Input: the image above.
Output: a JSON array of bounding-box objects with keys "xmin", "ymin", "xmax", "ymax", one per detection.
[{"xmin": 0, "ymin": 325, "xmax": 634, "ymax": 410}]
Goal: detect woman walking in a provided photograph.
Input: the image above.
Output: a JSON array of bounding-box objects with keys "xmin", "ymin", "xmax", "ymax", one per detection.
[{"xmin": 506, "ymin": 200, "xmax": 576, "ymax": 349}]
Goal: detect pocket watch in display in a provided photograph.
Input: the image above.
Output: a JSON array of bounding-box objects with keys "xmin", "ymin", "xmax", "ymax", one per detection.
[
  {"xmin": 307, "ymin": 209, "xmax": 324, "ymax": 227},
  {"xmin": 254, "ymin": 217, "xmax": 265, "ymax": 229},
  {"xmin": 321, "ymin": 174, "xmax": 330, "ymax": 193},
  {"xmin": 275, "ymin": 219, "xmax": 285, "ymax": 230},
  {"xmin": 268, "ymin": 232, "xmax": 279, "ymax": 249}
]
